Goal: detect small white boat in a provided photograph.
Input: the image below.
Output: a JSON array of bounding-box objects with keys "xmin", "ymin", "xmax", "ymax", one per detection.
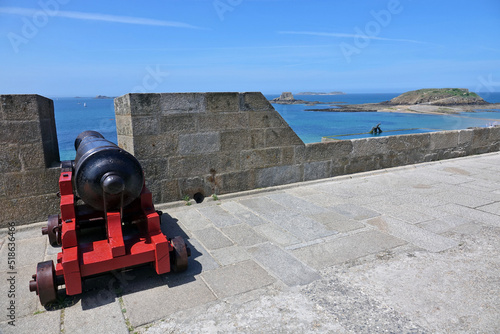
[{"xmin": 84, "ymin": 103, "xmax": 87, "ymax": 107}]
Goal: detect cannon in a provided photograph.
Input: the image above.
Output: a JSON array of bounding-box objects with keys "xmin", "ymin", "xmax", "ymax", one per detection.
[{"xmin": 29, "ymin": 131, "xmax": 189, "ymax": 306}]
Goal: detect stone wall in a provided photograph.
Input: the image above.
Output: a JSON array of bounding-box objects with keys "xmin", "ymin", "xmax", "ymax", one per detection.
[
  {"xmin": 1, "ymin": 92, "xmax": 499, "ymax": 226},
  {"xmin": 114, "ymin": 93, "xmax": 304, "ymax": 204},
  {"xmin": 115, "ymin": 92, "xmax": 500, "ymax": 205},
  {"xmin": 0, "ymin": 95, "xmax": 60, "ymax": 227},
  {"xmin": 320, "ymin": 127, "xmax": 500, "ymax": 175}
]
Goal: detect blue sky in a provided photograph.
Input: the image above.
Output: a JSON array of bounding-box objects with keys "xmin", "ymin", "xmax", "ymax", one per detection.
[{"xmin": 1, "ymin": 0, "xmax": 499, "ymax": 96}]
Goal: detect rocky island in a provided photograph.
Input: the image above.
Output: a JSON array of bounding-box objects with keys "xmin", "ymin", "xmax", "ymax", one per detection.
[
  {"xmin": 383, "ymin": 88, "xmax": 487, "ymax": 106},
  {"xmin": 270, "ymin": 92, "xmax": 319, "ymax": 105},
  {"xmin": 307, "ymin": 88, "xmax": 500, "ymax": 114}
]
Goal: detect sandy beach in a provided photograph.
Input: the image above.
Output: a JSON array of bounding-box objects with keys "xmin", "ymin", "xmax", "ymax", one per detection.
[{"xmin": 309, "ymin": 103, "xmax": 500, "ymax": 115}]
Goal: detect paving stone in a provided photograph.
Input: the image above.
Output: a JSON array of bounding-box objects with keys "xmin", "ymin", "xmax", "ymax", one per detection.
[
  {"xmin": 445, "ymin": 183, "xmax": 500, "ymax": 202},
  {"xmin": 309, "ymin": 182, "xmax": 357, "ymax": 198},
  {"xmin": 210, "ymin": 246, "xmax": 251, "ymax": 266},
  {"xmin": 220, "ymin": 224, "xmax": 266, "ymax": 247},
  {"xmin": 0, "ymin": 309, "xmax": 61, "ymax": 334},
  {"xmin": 330, "ymin": 203, "xmax": 381, "ymax": 221},
  {"xmin": 440, "ymin": 203, "xmax": 500, "ymax": 228},
  {"xmin": 201, "ymin": 260, "xmax": 275, "ymax": 299},
  {"xmin": 438, "ymin": 191, "xmax": 496, "ymax": 208},
  {"xmin": 253, "ymin": 223, "xmax": 301, "ymax": 246},
  {"xmin": 0, "ymin": 265, "xmax": 39, "ymax": 318},
  {"xmin": 309, "ymin": 212, "xmax": 365, "ymax": 232},
  {"xmin": 473, "ymin": 170, "xmax": 500, "ymax": 183},
  {"xmin": 238, "ymin": 196, "xmax": 289, "ymax": 219},
  {"xmin": 170, "ymin": 208, "xmax": 212, "ymax": 231},
  {"xmin": 248, "ymin": 242, "xmax": 320, "ymax": 287},
  {"xmin": 292, "ymin": 230, "xmax": 406, "ymax": 269},
  {"xmin": 411, "ymin": 170, "xmax": 476, "ymax": 185},
  {"xmin": 191, "ymin": 227, "xmax": 233, "ymax": 251},
  {"xmin": 272, "ymin": 213, "xmax": 337, "ymax": 242},
  {"xmin": 367, "ymin": 216, "xmax": 458, "ymax": 252},
  {"xmin": 44, "ymin": 252, "xmax": 58, "ymax": 263},
  {"xmin": 365, "ymin": 202, "xmax": 435, "ymax": 224},
  {"xmin": 197, "ymin": 205, "xmax": 242, "ymax": 227},
  {"xmin": 450, "ymin": 160, "xmax": 495, "ymax": 172},
  {"xmin": 300, "ymin": 192, "xmax": 348, "ymax": 207},
  {"xmin": 400, "ymin": 203, "xmax": 451, "ymax": 219},
  {"xmin": 14, "ymin": 224, "xmax": 45, "ymax": 240},
  {"xmin": 417, "ymin": 215, "xmax": 475, "ymax": 234},
  {"xmin": 346, "ymin": 194, "xmax": 388, "ymax": 206},
  {"xmin": 184, "ymin": 238, "xmax": 220, "ymax": 275},
  {"xmin": 266, "ymin": 193, "xmax": 329, "ymax": 215},
  {"xmin": 306, "ymin": 274, "xmax": 429, "ymax": 334},
  {"xmin": 0, "ymin": 236, "xmax": 47, "ymax": 268},
  {"xmin": 123, "ymin": 278, "xmax": 216, "ymax": 327},
  {"xmin": 477, "ymin": 201, "xmax": 500, "ymax": 215},
  {"xmin": 460, "ymin": 179, "xmax": 500, "ymax": 192},
  {"xmin": 220, "ymin": 201, "xmax": 269, "ymax": 226},
  {"xmin": 389, "ymin": 193, "xmax": 447, "ymax": 208},
  {"xmin": 396, "ymin": 204, "xmax": 443, "ymax": 223},
  {"xmin": 285, "ymin": 185, "xmax": 324, "ymax": 197},
  {"xmin": 334, "ymin": 179, "xmax": 388, "ymax": 198},
  {"xmin": 45, "ymin": 241, "xmax": 61, "ymax": 255},
  {"xmin": 64, "ymin": 288, "xmax": 129, "ymax": 334}
]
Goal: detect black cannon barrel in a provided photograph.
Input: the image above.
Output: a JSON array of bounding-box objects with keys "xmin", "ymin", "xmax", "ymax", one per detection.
[{"xmin": 73, "ymin": 131, "xmax": 144, "ymax": 211}]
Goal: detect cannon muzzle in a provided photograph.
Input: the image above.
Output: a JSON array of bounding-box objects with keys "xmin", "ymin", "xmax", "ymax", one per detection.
[{"xmin": 73, "ymin": 131, "xmax": 144, "ymax": 211}]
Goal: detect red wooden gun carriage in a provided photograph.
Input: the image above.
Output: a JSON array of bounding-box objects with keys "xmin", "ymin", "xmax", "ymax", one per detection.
[{"xmin": 29, "ymin": 131, "xmax": 189, "ymax": 305}]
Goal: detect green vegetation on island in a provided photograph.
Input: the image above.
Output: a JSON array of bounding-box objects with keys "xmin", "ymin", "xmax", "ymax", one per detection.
[
  {"xmin": 384, "ymin": 88, "xmax": 486, "ymax": 106},
  {"xmin": 307, "ymin": 88, "xmax": 499, "ymax": 114}
]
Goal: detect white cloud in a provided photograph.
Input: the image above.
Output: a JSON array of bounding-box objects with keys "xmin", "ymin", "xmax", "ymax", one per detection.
[
  {"xmin": 0, "ymin": 7, "xmax": 204, "ymax": 29},
  {"xmin": 278, "ymin": 31, "xmax": 425, "ymax": 44}
]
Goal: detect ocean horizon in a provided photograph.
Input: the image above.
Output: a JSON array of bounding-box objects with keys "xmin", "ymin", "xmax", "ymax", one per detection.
[{"xmin": 52, "ymin": 92, "xmax": 500, "ymax": 161}]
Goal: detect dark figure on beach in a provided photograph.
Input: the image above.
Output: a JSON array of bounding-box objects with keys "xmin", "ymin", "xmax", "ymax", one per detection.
[{"xmin": 370, "ymin": 123, "xmax": 382, "ymax": 134}]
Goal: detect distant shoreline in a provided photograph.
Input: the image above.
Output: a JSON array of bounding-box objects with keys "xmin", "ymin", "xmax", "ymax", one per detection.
[
  {"xmin": 296, "ymin": 92, "xmax": 346, "ymax": 95},
  {"xmin": 306, "ymin": 103, "xmax": 500, "ymax": 114}
]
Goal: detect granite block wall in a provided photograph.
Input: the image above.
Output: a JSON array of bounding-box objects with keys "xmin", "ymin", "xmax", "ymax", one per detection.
[
  {"xmin": 0, "ymin": 95, "xmax": 60, "ymax": 227},
  {"xmin": 115, "ymin": 92, "xmax": 500, "ymax": 205},
  {"xmin": 1, "ymin": 92, "xmax": 499, "ymax": 226},
  {"xmin": 114, "ymin": 92, "xmax": 304, "ymax": 203}
]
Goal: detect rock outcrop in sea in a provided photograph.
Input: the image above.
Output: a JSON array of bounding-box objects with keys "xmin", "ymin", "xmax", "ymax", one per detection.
[
  {"xmin": 270, "ymin": 92, "xmax": 321, "ymax": 105},
  {"xmin": 383, "ymin": 88, "xmax": 488, "ymax": 106}
]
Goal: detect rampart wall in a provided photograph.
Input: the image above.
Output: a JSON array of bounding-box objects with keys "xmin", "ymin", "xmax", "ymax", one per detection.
[
  {"xmin": 1, "ymin": 92, "xmax": 499, "ymax": 227},
  {"xmin": 0, "ymin": 95, "xmax": 60, "ymax": 227},
  {"xmin": 116, "ymin": 92, "xmax": 500, "ymax": 205}
]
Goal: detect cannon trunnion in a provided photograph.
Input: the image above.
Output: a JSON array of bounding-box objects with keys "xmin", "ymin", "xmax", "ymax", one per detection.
[{"xmin": 30, "ymin": 131, "xmax": 190, "ymax": 306}]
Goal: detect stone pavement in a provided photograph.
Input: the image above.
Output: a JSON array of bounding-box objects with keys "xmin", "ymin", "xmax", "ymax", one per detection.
[{"xmin": 1, "ymin": 152, "xmax": 499, "ymax": 333}]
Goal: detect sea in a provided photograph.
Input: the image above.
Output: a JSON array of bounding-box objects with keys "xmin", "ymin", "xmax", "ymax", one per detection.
[{"xmin": 53, "ymin": 93, "xmax": 500, "ymax": 161}]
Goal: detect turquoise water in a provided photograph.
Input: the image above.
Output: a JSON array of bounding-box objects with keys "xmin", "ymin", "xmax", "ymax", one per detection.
[
  {"xmin": 268, "ymin": 93, "xmax": 500, "ymax": 143},
  {"xmin": 53, "ymin": 93, "xmax": 500, "ymax": 160}
]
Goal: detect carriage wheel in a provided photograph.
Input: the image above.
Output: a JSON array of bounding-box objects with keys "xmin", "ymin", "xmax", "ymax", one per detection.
[
  {"xmin": 170, "ymin": 236, "xmax": 189, "ymax": 272},
  {"xmin": 29, "ymin": 261, "xmax": 58, "ymax": 306},
  {"xmin": 42, "ymin": 215, "xmax": 61, "ymax": 246}
]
